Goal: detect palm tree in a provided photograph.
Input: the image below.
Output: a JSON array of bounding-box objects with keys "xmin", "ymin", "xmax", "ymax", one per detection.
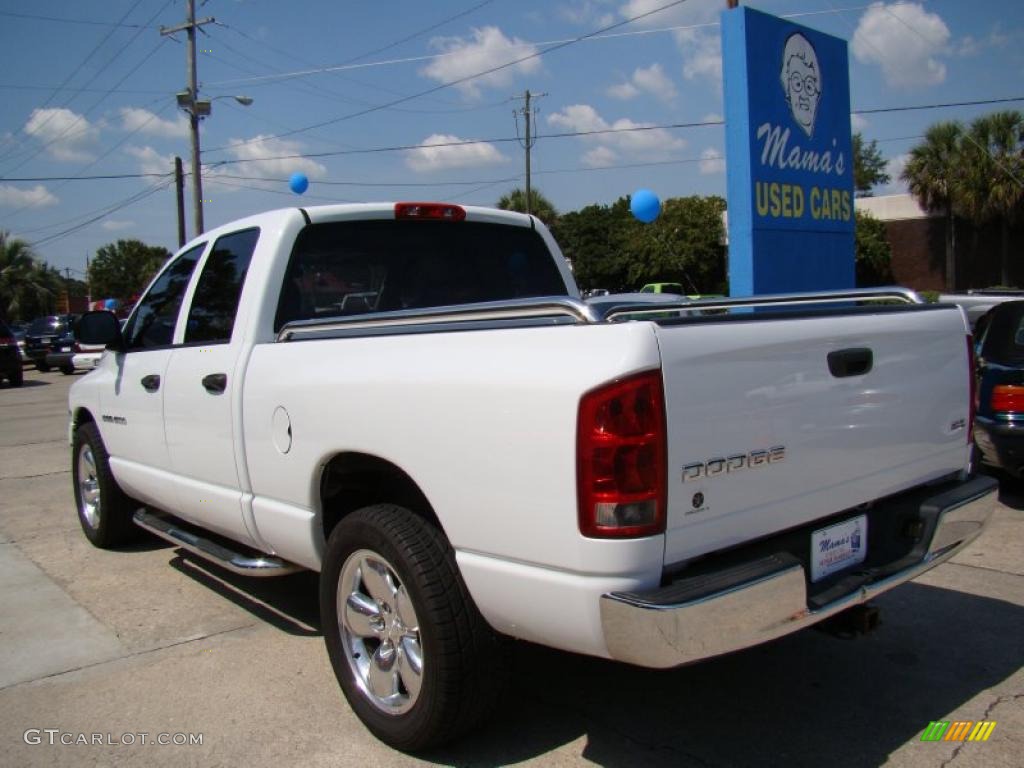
[
  {"xmin": 0, "ymin": 230, "xmax": 55, "ymax": 321},
  {"xmin": 961, "ymin": 111, "xmax": 1024, "ymax": 285},
  {"xmin": 902, "ymin": 122, "xmax": 964, "ymax": 290},
  {"xmin": 496, "ymin": 188, "xmax": 558, "ymax": 227}
]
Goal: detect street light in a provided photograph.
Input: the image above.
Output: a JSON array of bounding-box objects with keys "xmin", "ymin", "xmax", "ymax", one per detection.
[{"xmin": 177, "ymin": 91, "xmax": 253, "ymax": 236}]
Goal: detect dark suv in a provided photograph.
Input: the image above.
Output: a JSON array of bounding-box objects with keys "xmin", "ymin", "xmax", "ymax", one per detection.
[
  {"xmin": 0, "ymin": 320, "xmax": 23, "ymax": 387},
  {"xmin": 24, "ymin": 315, "xmax": 75, "ymax": 371}
]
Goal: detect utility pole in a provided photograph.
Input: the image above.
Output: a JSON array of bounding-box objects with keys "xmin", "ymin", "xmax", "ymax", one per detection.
[
  {"xmin": 174, "ymin": 156, "xmax": 186, "ymax": 247},
  {"xmin": 161, "ymin": 1, "xmax": 214, "ymax": 237},
  {"xmin": 513, "ymin": 90, "xmax": 545, "ymax": 216}
]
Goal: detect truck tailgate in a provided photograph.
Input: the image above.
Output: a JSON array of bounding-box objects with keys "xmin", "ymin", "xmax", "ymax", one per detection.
[{"xmin": 656, "ymin": 305, "xmax": 971, "ymax": 565}]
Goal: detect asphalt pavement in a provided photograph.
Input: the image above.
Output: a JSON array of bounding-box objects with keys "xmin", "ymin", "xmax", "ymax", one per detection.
[{"xmin": 0, "ymin": 368, "xmax": 1020, "ymax": 767}]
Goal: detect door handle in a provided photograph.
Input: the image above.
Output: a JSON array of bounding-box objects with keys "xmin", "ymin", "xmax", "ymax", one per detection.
[
  {"xmin": 140, "ymin": 374, "xmax": 161, "ymax": 392},
  {"xmin": 827, "ymin": 348, "xmax": 873, "ymax": 378},
  {"xmin": 202, "ymin": 372, "xmax": 227, "ymax": 394}
]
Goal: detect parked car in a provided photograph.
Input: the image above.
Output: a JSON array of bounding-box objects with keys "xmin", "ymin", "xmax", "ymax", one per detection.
[
  {"xmin": 973, "ymin": 300, "xmax": 1024, "ymax": 478},
  {"xmin": 67, "ymin": 202, "xmax": 999, "ymax": 751},
  {"xmin": 46, "ymin": 331, "xmax": 105, "ymax": 375},
  {"xmin": 24, "ymin": 315, "xmax": 76, "ymax": 371},
  {"xmin": 639, "ymin": 281, "xmax": 684, "ymax": 294},
  {"xmin": 940, "ymin": 290, "xmax": 1024, "ymax": 330},
  {"xmin": 0, "ymin": 320, "xmax": 24, "ymax": 387},
  {"xmin": 12, "ymin": 328, "xmax": 29, "ymax": 365}
]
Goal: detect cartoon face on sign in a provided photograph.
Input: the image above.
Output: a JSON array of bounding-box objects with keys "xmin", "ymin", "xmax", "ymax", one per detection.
[{"xmin": 780, "ymin": 33, "xmax": 820, "ymax": 137}]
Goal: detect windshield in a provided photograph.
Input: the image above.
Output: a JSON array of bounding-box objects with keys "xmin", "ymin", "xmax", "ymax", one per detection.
[{"xmin": 28, "ymin": 317, "xmax": 61, "ymax": 334}]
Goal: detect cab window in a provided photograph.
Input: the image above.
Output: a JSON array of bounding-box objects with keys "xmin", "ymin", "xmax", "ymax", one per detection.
[
  {"xmin": 123, "ymin": 245, "xmax": 204, "ymax": 350},
  {"xmin": 184, "ymin": 228, "xmax": 259, "ymax": 344}
]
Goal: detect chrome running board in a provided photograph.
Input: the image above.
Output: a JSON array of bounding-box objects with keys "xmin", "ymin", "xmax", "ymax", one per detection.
[{"xmin": 133, "ymin": 509, "xmax": 301, "ymax": 577}]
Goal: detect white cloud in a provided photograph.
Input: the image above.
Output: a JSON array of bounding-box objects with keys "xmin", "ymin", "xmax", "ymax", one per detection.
[
  {"xmin": 24, "ymin": 107, "xmax": 100, "ymax": 161},
  {"xmin": 880, "ymin": 153, "xmax": 910, "ymax": 194},
  {"xmin": 0, "ymin": 184, "xmax": 58, "ymax": 208},
  {"xmin": 852, "ymin": 114, "xmax": 870, "ymax": 132},
  {"xmin": 560, "ymin": 1, "xmax": 616, "ymax": 28},
  {"xmin": 699, "ymin": 148, "xmax": 725, "ymax": 175},
  {"xmin": 677, "ymin": 28, "xmax": 722, "ymax": 82},
  {"xmin": 405, "ymin": 134, "xmax": 508, "ymax": 172},
  {"xmin": 125, "ymin": 145, "xmax": 175, "ymax": 176},
  {"xmin": 583, "ymin": 146, "xmax": 618, "ymax": 167},
  {"xmin": 852, "ymin": 2, "xmax": 950, "ymax": 87},
  {"xmin": 618, "ymin": 1, "xmax": 721, "ymax": 85},
  {"xmin": 421, "ymin": 27, "xmax": 541, "ymax": 98},
  {"xmin": 703, "ymin": 112, "xmax": 724, "ymax": 124},
  {"xmin": 547, "ymin": 104, "xmax": 686, "ymax": 166},
  {"xmin": 608, "ymin": 81, "xmax": 641, "ymax": 100},
  {"xmin": 119, "ymin": 107, "xmax": 188, "ymax": 140},
  {"xmin": 223, "ymin": 135, "xmax": 326, "ymax": 178},
  {"xmin": 609, "ymin": 63, "xmax": 677, "ymax": 102},
  {"xmin": 101, "ymin": 219, "xmax": 134, "ymax": 231}
]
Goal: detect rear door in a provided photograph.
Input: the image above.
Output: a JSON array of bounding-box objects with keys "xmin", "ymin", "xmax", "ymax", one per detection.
[
  {"xmin": 163, "ymin": 228, "xmax": 259, "ymax": 543},
  {"xmin": 656, "ymin": 305, "xmax": 971, "ymax": 565}
]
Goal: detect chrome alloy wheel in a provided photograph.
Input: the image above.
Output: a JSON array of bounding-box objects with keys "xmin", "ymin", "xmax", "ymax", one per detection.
[
  {"xmin": 338, "ymin": 549, "xmax": 423, "ymax": 715},
  {"xmin": 77, "ymin": 442, "xmax": 101, "ymax": 529}
]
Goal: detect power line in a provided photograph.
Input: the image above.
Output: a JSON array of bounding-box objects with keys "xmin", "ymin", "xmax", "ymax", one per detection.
[
  {"xmin": 0, "ymin": 10, "xmax": 158, "ymax": 28},
  {"xmin": 0, "ymin": 172, "xmax": 170, "ymax": 182},
  {"xmin": 202, "ymin": 96, "xmax": 1023, "ymax": 168},
  {"xmin": 203, "ymin": 0, "xmax": 694, "ymax": 154}
]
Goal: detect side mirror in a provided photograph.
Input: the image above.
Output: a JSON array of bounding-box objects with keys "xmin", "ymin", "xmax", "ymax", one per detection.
[{"xmin": 76, "ymin": 311, "xmax": 124, "ymax": 350}]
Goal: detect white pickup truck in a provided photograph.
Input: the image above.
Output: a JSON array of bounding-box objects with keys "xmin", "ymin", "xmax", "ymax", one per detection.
[{"xmin": 70, "ymin": 202, "xmax": 997, "ymax": 751}]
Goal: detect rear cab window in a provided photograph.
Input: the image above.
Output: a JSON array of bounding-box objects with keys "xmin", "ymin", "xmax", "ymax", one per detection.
[
  {"xmin": 184, "ymin": 228, "xmax": 259, "ymax": 344},
  {"xmin": 274, "ymin": 220, "xmax": 568, "ymax": 332}
]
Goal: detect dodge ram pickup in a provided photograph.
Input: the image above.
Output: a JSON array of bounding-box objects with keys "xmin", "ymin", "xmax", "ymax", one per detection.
[{"xmin": 69, "ymin": 201, "xmax": 997, "ymax": 751}]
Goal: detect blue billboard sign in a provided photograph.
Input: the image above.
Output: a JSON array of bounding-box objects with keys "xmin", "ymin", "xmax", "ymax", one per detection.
[{"xmin": 723, "ymin": 6, "xmax": 855, "ymax": 296}]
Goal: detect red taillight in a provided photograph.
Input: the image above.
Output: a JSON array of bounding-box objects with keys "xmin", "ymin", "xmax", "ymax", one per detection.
[
  {"xmin": 73, "ymin": 342, "xmax": 83, "ymax": 353},
  {"xmin": 577, "ymin": 370, "xmax": 667, "ymax": 538},
  {"xmin": 394, "ymin": 202, "xmax": 466, "ymax": 221},
  {"xmin": 0, "ymin": 336, "xmax": 13, "ymax": 345},
  {"xmin": 991, "ymin": 385, "xmax": 1024, "ymax": 413}
]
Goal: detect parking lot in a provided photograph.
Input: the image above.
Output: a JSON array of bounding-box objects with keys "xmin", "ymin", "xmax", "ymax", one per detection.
[{"xmin": 0, "ymin": 368, "xmax": 1020, "ymax": 767}]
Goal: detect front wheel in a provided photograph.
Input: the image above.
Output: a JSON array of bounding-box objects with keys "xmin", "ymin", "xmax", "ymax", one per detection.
[
  {"xmin": 320, "ymin": 504, "xmax": 506, "ymax": 751},
  {"xmin": 72, "ymin": 422, "xmax": 138, "ymax": 548},
  {"xmin": 61, "ymin": 364, "xmax": 75, "ymax": 375}
]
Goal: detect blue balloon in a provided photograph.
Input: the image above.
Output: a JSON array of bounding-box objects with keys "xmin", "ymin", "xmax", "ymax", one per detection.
[
  {"xmin": 289, "ymin": 172, "xmax": 309, "ymax": 195},
  {"xmin": 104, "ymin": 298, "xmax": 117, "ymax": 310},
  {"xmin": 630, "ymin": 189, "xmax": 661, "ymax": 223}
]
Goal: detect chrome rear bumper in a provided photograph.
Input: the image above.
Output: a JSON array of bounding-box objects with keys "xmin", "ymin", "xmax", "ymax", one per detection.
[{"xmin": 600, "ymin": 475, "xmax": 998, "ymax": 668}]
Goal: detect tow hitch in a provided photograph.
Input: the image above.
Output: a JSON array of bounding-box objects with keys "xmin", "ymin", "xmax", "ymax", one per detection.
[{"xmin": 816, "ymin": 603, "xmax": 882, "ymax": 638}]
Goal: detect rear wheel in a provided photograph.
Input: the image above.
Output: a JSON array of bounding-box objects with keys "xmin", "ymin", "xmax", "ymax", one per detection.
[
  {"xmin": 320, "ymin": 504, "xmax": 506, "ymax": 751},
  {"xmin": 61, "ymin": 364, "xmax": 75, "ymax": 375},
  {"xmin": 8, "ymin": 366, "xmax": 22, "ymax": 387},
  {"xmin": 72, "ymin": 422, "xmax": 137, "ymax": 548},
  {"xmin": 36, "ymin": 361, "xmax": 50, "ymax": 372}
]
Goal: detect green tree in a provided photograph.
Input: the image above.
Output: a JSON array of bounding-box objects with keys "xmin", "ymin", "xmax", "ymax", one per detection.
[
  {"xmin": 853, "ymin": 132, "xmax": 891, "ymax": 197},
  {"xmin": 89, "ymin": 239, "xmax": 171, "ymax": 299},
  {"xmin": 551, "ymin": 195, "xmax": 727, "ymax": 294},
  {"xmin": 854, "ymin": 210, "xmax": 894, "ymax": 286},
  {"xmin": 960, "ymin": 111, "xmax": 1024, "ymax": 285},
  {"xmin": 496, "ymin": 188, "xmax": 559, "ymax": 227},
  {"xmin": 551, "ymin": 200, "xmax": 632, "ymax": 290},
  {"xmin": 902, "ymin": 121, "xmax": 965, "ymax": 290},
  {"xmin": 0, "ymin": 231, "xmax": 59, "ymax": 321}
]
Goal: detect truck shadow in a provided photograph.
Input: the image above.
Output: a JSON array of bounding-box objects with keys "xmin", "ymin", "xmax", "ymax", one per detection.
[
  {"xmin": 428, "ymin": 583, "xmax": 1022, "ymax": 768},
  {"xmin": 168, "ymin": 553, "xmax": 321, "ymax": 637}
]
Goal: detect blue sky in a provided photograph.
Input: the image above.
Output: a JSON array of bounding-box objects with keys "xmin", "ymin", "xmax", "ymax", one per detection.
[{"xmin": 0, "ymin": 0, "xmax": 1021, "ymax": 277}]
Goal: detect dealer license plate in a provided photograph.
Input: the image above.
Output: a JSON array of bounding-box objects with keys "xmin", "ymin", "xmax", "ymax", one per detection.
[{"xmin": 810, "ymin": 514, "xmax": 867, "ymax": 582}]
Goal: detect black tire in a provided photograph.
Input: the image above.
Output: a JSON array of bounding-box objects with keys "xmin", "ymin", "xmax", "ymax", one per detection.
[
  {"xmin": 8, "ymin": 366, "xmax": 22, "ymax": 387},
  {"xmin": 61, "ymin": 365, "xmax": 75, "ymax": 375},
  {"xmin": 72, "ymin": 421, "xmax": 138, "ymax": 548},
  {"xmin": 320, "ymin": 504, "xmax": 506, "ymax": 752},
  {"xmin": 36, "ymin": 361, "xmax": 50, "ymax": 372}
]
